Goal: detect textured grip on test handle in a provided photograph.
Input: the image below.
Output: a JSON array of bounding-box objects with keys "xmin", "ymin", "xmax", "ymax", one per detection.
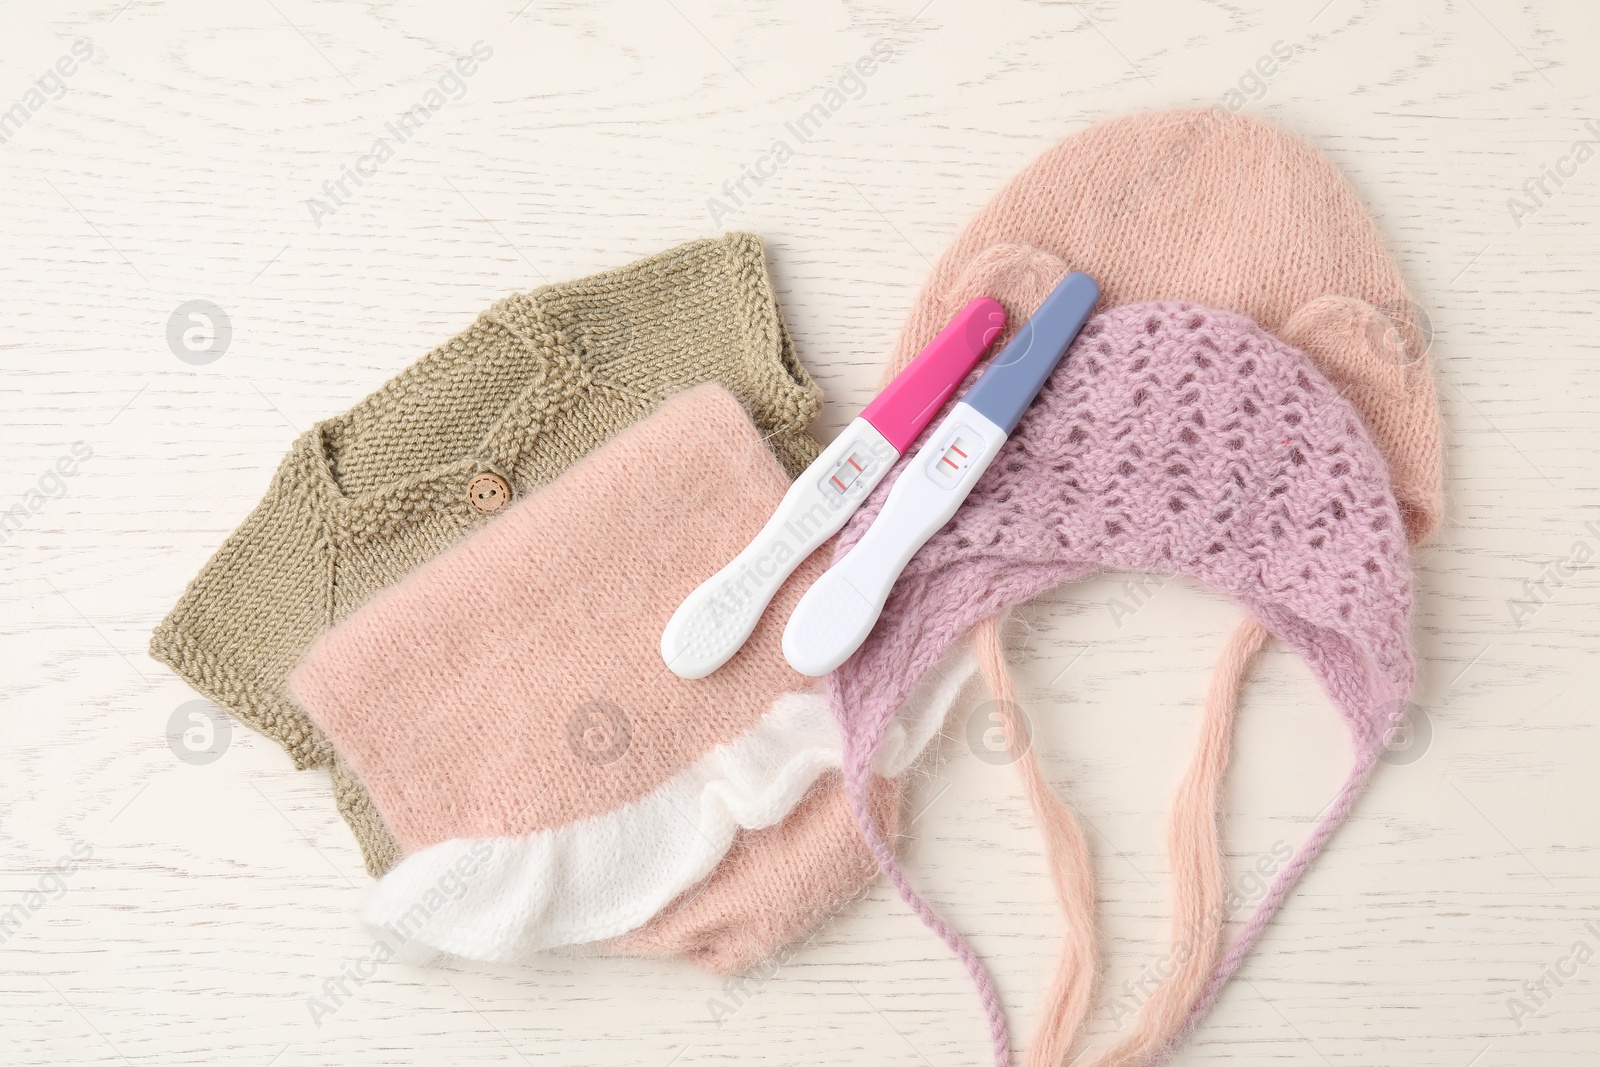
[{"xmin": 660, "ymin": 419, "xmax": 893, "ymax": 679}]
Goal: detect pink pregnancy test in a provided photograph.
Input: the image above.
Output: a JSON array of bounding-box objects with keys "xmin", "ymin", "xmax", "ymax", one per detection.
[{"xmin": 660, "ymin": 298, "xmax": 1006, "ymax": 679}]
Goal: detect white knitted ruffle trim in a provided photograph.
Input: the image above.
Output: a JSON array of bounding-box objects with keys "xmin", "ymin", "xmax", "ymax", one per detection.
[{"xmin": 362, "ymin": 644, "xmax": 976, "ymax": 964}]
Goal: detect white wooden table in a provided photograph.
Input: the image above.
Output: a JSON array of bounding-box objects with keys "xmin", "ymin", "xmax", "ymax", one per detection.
[{"xmin": 3, "ymin": 1, "xmax": 1596, "ymax": 1064}]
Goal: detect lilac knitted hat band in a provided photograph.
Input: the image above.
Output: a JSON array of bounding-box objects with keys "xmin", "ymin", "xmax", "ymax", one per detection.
[{"xmin": 830, "ymin": 302, "xmax": 1416, "ymax": 1065}]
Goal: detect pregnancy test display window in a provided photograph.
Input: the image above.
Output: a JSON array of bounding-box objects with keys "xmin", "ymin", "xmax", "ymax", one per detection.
[
  {"xmin": 927, "ymin": 427, "xmax": 981, "ymax": 488},
  {"xmin": 818, "ymin": 441, "xmax": 882, "ymax": 503}
]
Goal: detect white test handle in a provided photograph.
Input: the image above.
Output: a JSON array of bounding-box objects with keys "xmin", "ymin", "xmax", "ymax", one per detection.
[
  {"xmin": 659, "ymin": 417, "xmax": 896, "ymax": 679},
  {"xmin": 781, "ymin": 402, "xmax": 1008, "ymax": 677}
]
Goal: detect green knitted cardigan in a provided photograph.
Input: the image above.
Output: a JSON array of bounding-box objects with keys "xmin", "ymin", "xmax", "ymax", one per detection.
[{"xmin": 150, "ymin": 234, "xmax": 823, "ymax": 876}]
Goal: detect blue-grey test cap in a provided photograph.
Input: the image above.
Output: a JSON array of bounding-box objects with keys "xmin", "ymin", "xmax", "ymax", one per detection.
[{"xmin": 960, "ymin": 272, "xmax": 1100, "ymax": 434}]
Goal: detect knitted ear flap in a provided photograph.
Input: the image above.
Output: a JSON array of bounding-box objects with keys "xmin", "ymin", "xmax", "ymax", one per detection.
[
  {"xmin": 1279, "ymin": 295, "xmax": 1442, "ymax": 543},
  {"xmin": 1281, "ymin": 296, "xmax": 1409, "ymax": 397},
  {"xmin": 946, "ymin": 244, "xmax": 1070, "ymax": 332},
  {"xmin": 851, "ymin": 109, "xmax": 1438, "ymax": 1066},
  {"xmin": 876, "ymin": 107, "xmax": 1446, "ymax": 543}
]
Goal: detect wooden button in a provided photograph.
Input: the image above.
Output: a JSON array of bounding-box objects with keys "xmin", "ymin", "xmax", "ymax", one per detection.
[{"xmin": 467, "ymin": 472, "xmax": 511, "ymax": 515}]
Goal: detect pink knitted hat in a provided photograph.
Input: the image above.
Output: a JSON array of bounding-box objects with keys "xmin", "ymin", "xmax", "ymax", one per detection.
[
  {"xmin": 862, "ymin": 107, "xmax": 1440, "ymax": 1067},
  {"xmin": 289, "ymin": 384, "xmax": 958, "ymax": 970},
  {"xmin": 881, "ymin": 107, "xmax": 1442, "ymax": 542},
  {"xmin": 831, "ymin": 303, "xmax": 1415, "ymax": 1066}
]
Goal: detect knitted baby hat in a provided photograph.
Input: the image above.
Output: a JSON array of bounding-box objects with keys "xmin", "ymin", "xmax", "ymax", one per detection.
[
  {"xmin": 289, "ymin": 385, "xmax": 960, "ymax": 967},
  {"xmin": 863, "ymin": 108, "xmax": 1441, "ymax": 1067},
  {"xmin": 880, "ymin": 107, "xmax": 1441, "ymax": 542},
  {"xmin": 150, "ymin": 234, "xmax": 823, "ymax": 877},
  {"xmin": 830, "ymin": 303, "xmax": 1415, "ymax": 1066}
]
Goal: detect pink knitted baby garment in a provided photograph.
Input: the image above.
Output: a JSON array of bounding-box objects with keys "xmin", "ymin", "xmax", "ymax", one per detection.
[
  {"xmin": 289, "ymin": 384, "xmax": 958, "ymax": 966},
  {"xmin": 831, "ymin": 303, "xmax": 1416, "ymax": 1067}
]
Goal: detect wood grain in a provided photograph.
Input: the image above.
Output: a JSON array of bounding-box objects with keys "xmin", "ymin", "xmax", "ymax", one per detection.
[{"xmin": 2, "ymin": 1, "xmax": 1597, "ymax": 1064}]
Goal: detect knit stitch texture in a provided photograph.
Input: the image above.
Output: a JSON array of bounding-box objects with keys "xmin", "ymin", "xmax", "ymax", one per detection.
[
  {"xmin": 864, "ymin": 106, "xmax": 1440, "ymax": 1067},
  {"xmin": 150, "ymin": 234, "xmax": 824, "ymax": 876},
  {"xmin": 879, "ymin": 107, "xmax": 1442, "ymax": 542},
  {"xmin": 289, "ymin": 386, "xmax": 964, "ymax": 968},
  {"xmin": 832, "ymin": 303, "xmax": 1416, "ymax": 1066}
]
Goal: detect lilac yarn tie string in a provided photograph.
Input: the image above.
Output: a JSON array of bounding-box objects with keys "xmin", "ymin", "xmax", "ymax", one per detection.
[
  {"xmin": 844, "ymin": 758, "xmax": 1014, "ymax": 1067},
  {"xmin": 1166, "ymin": 740, "xmax": 1385, "ymax": 1056},
  {"xmin": 829, "ymin": 302, "xmax": 1416, "ymax": 1066}
]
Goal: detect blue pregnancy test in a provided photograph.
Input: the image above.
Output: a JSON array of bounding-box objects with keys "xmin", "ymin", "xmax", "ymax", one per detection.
[{"xmin": 782, "ymin": 272, "xmax": 1100, "ymax": 677}]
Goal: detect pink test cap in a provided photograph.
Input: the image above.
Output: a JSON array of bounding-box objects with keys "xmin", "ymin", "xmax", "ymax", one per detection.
[{"xmin": 860, "ymin": 297, "xmax": 1007, "ymax": 454}]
